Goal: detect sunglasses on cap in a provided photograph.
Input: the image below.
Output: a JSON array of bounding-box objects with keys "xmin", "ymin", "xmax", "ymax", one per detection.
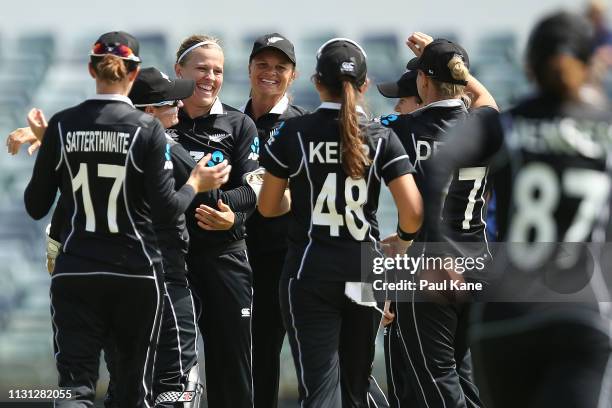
[
  {"xmin": 91, "ymin": 42, "xmax": 141, "ymax": 62},
  {"xmin": 151, "ymin": 100, "xmax": 181, "ymax": 107},
  {"xmin": 316, "ymin": 38, "xmax": 368, "ymax": 59}
]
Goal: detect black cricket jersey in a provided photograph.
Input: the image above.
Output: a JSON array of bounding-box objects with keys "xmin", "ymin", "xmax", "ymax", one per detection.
[
  {"xmin": 494, "ymin": 95, "xmax": 612, "ymax": 277},
  {"xmin": 170, "ymin": 98, "xmax": 259, "ymax": 254},
  {"xmin": 158, "ymin": 134, "xmax": 256, "ymax": 280},
  {"xmin": 242, "ymin": 95, "xmax": 308, "ymax": 255},
  {"xmin": 46, "ymin": 131, "xmax": 251, "ymax": 282},
  {"xmin": 463, "ymin": 94, "xmax": 612, "ymax": 320},
  {"xmin": 381, "ymin": 100, "xmax": 498, "ymax": 247},
  {"xmin": 494, "ymin": 95, "xmax": 612, "ymax": 244},
  {"xmin": 154, "ymin": 135, "xmax": 194, "ymax": 282},
  {"xmin": 24, "ymin": 94, "xmax": 196, "ymax": 275},
  {"xmin": 260, "ymin": 102, "xmax": 414, "ymax": 282}
]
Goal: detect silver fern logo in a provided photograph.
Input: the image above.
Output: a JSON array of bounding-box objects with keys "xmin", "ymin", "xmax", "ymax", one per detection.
[{"xmin": 208, "ymin": 133, "xmax": 231, "ymax": 143}]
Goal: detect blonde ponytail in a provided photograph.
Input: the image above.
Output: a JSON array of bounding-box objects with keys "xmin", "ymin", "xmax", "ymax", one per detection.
[
  {"xmin": 448, "ymin": 56, "xmax": 469, "ymax": 82},
  {"xmin": 432, "ymin": 56, "xmax": 471, "ymax": 107}
]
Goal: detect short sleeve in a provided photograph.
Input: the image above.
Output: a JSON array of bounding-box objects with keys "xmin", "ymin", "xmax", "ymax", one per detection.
[
  {"xmin": 260, "ymin": 121, "xmax": 292, "ymax": 179},
  {"xmin": 379, "ymin": 129, "xmax": 415, "ymax": 184}
]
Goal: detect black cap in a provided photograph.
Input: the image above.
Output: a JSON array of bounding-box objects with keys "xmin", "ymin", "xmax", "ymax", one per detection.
[
  {"xmin": 407, "ymin": 39, "xmax": 470, "ymax": 85},
  {"xmin": 129, "ymin": 67, "xmax": 195, "ymax": 106},
  {"xmin": 91, "ymin": 31, "xmax": 141, "ymax": 62},
  {"xmin": 527, "ymin": 11, "xmax": 595, "ymax": 68},
  {"xmin": 250, "ymin": 33, "xmax": 296, "ymax": 64},
  {"xmin": 377, "ymin": 58, "xmax": 419, "ymax": 98},
  {"xmin": 316, "ymin": 38, "xmax": 367, "ymax": 87}
]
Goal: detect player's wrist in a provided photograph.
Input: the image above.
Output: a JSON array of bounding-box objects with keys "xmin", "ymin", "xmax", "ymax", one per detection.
[
  {"xmin": 185, "ymin": 176, "xmax": 199, "ymax": 193},
  {"xmin": 396, "ymin": 224, "xmax": 419, "ymax": 242}
]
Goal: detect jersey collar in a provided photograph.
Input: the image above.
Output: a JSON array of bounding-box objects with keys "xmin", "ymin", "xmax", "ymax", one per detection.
[
  {"xmin": 209, "ymin": 97, "xmax": 225, "ymax": 115},
  {"xmin": 411, "ymin": 98, "xmax": 467, "ymax": 115},
  {"xmin": 179, "ymin": 97, "xmax": 226, "ymax": 121},
  {"xmin": 269, "ymin": 95, "xmax": 290, "ymax": 114},
  {"xmin": 89, "ymin": 93, "xmax": 134, "ymax": 107},
  {"xmin": 240, "ymin": 95, "xmax": 289, "ymax": 115},
  {"xmin": 316, "ymin": 101, "xmax": 367, "ymax": 117}
]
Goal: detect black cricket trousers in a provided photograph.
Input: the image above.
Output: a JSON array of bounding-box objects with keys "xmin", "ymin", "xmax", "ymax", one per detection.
[
  {"xmin": 280, "ymin": 277, "xmax": 383, "ymax": 408},
  {"xmin": 187, "ymin": 249, "xmax": 253, "ymax": 408},
  {"xmin": 250, "ymin": 248, "xmax": 286, "ymax": 408},
  {"xmin": 51, "ymin": 257, "xmax": 163, "ymax": 408}
]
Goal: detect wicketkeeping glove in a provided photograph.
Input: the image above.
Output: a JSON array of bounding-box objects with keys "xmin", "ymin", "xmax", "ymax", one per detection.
[{"xmin": 45, "ymin": 224, "xmax": 62, "ymax": 274}]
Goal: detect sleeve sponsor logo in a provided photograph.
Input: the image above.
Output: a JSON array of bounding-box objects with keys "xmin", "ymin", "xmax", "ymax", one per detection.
[
  {"xmin": 164, "ymin": 144, "xmax": 173, "ymax": 170},
  {"xmin": 380, "ymin": 114, "xmax": 399, "ymax": 126},
  {"xmin": 248, "ymin": 136, "xmax": 260, "ymax": 161}
]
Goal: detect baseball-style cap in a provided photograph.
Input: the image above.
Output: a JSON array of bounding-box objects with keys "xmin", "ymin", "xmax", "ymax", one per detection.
[
  {"xmin": 377, "ymin": 58, "xmax": 419, "ymax": 98},
  {"xmin": 91, "ymin": 31, "xmax": 141, "ymax": 62},
  {"xmin": 129, "ymin": 67, "xmax": 195, "ymax": 106},
  {"xmin": 527, "ymin": 11, "xmax": 595, "ymax": 68},
  {"xmin": 407, "ymin": 39, "xmax": 470, "ymax": 85},
  {"xmin": 250, "ymin": 33, "xmax": 296, "ymax": 64},
  {"xmin": 316, "ymin": 38, "xmax": 367, "ymax": 87}
]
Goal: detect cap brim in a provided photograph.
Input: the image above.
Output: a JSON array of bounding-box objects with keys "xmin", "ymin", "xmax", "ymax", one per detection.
[
  {"xmin": 376, "ymin": 82, "xmax": 401, "ymax": 98},
  {"xmin": 90, "ymin": 52, "xmax": 141, "ymax": 63},
  {"xmin": 251, "ymin": 45, "xmax": 296, "ymax": 64},
  {"xmin": 165, "ymin": 78, "xmax": 196, "ymax": 101}
]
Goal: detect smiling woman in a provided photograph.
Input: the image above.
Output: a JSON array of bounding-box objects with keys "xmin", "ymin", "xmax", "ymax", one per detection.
[
  {"xmin": 170, "ymin": 34, "xmax": 261, "ymax": 408},
  {"xmin": 240, "ymin": 32, "xmax": 309, "ymax": 408},
  {"xmin": 175, "ymin": 35, "xmax": 224, "ymax": 118}
]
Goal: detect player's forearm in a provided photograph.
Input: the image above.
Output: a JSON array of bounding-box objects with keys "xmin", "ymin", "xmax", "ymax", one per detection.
[
  {"xmin": 189, "ymin": 185, "xmax": 256, "ymax": 212},
  {"xmin": 221, "ymin": 185, "xmax": 257, "ymax": 212},
  {"xmin": 258, "ymin": 194, "xmax": 290, "ymax": 217},
  {"xmin": 153, "ymin": 181, "xmax": 196, "ymax": 224},
  {"xmin": 24, "ymin": 179, "xmax": 56, "ymax": 220},
  {"xmin": 467, "ymin": 75, "xmax": 499, "ymax": 111}
]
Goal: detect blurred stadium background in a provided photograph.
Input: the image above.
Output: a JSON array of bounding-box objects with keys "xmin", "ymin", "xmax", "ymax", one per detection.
[{"xmin": 0, "ymin": 0, "xmax": 610, "ymax": 406}]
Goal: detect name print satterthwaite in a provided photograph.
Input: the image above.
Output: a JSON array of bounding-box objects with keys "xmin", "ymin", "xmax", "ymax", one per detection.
[{"xmin": 64, "ymin": 130, "xmax": 131, "ymax": 154}]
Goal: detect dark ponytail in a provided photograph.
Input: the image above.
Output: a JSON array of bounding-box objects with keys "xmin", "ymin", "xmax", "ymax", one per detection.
[{"xmin": 339, "ymin": 80, "xmax": 369, "ymax": 179}]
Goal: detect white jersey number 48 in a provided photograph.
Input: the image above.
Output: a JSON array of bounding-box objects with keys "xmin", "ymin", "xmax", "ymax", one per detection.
[{"xmin": 312, "ymin": 173, "xmax": 369, "ymax": 240}]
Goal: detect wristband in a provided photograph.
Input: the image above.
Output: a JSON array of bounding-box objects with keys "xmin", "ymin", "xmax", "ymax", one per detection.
[{"xmin": 397, "ymin": 225, "xmax": 419, "ymax": 242}]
